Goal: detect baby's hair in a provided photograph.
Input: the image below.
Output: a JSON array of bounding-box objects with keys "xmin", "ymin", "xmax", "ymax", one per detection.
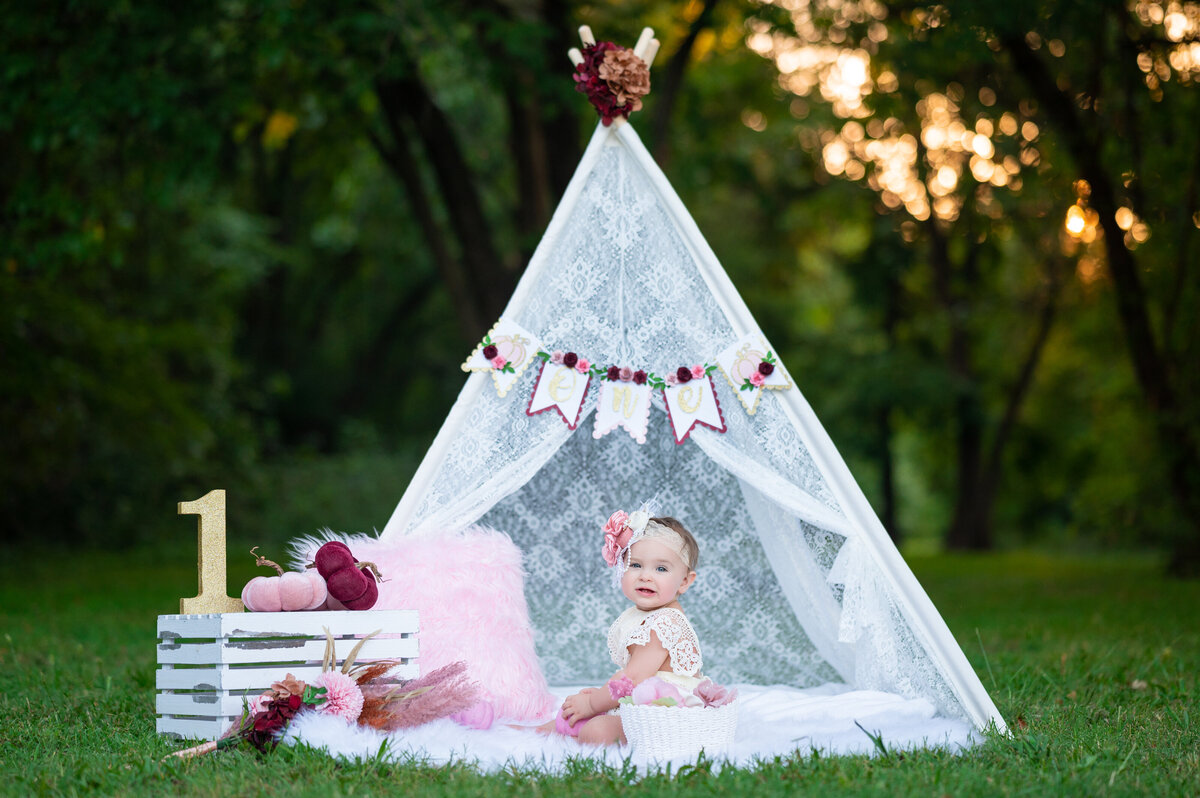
[{"xmin": 651, "ymin": 516, "xmax": 699, "ymax": 571}]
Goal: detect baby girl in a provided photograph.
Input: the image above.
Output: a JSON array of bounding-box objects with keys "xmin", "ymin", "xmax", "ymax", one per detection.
[{"xmin": 547, "ymin": 508, "xmax": 704, "ymax": 745}]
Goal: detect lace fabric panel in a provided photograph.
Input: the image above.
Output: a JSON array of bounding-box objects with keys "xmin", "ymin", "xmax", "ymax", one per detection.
[{"xmin": 607, "ymin": 607, "xmax": 703, "ymax": 677}]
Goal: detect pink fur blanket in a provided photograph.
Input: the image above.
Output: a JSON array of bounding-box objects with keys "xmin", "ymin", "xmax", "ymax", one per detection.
[{"xmin": 290, "ymin": 527, "xmax": 555, "ymax": 721}]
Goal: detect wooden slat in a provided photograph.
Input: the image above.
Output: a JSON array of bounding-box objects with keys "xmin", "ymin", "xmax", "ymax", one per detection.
[
  {"xmin": 157, "ymin": 716, "xmax": 228, "ymax": 740},
  {"xmin": 156, "ymin": 661, "xmax": 420, "ymax": 691},
  {"xmin": 156, "ymin": 636, "xmax": 418, "ymax": 665},
  {"xmin": 158, "ymin": 609, "xmax": 419, "ymax": 639}
]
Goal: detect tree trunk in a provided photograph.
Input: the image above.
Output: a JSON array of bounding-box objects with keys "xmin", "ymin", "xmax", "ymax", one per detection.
[
  {"xmin": 650, "ymin": 0, "xmax": 722, "ymax": 166},
  {"xmin": 1001, "ymin": 33, "xmax": 1200, "ymax": 575},
  {"xmin": 375, "ymin": 49, "xmax": 512, "ymax": 338}
]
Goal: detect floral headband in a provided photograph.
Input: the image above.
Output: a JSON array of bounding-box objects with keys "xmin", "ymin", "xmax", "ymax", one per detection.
[{"xmin": 601, "ymin": 506, "xmax": 690, "ymax": 585}]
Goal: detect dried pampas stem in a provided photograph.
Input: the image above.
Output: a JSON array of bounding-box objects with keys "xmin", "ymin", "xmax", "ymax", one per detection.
[{"xmin": 321, "ymin": 627, "xmax": 381, "ymax": 674}]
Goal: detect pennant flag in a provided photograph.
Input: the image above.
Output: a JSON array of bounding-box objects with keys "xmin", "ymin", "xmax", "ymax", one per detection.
[
  {"xmin": 527, "ymin": 361, "xmax": 591, "ymax": 430},
  {"xmin": 462, "ymin": 318, "xmax": 541, "ymax": 397},
  {"xmin": 662, "ymin": 375, "xmax": 726, "ymax": 444},
  {"xmin": 716, "ymin": 332, "xmax": 793, "ymax": 415},
  {"xmin": 593, "ymin": 380, "xmax": 653, "ymax": 444}
]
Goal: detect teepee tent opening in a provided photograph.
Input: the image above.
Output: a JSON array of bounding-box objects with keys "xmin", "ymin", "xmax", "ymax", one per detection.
[{"xmin": 373, "ymin": 28, "xmax": 1005, "ymax": 748}]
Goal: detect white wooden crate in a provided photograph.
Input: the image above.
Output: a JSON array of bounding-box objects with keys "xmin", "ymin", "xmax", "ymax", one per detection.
[{"xmin": 156, "ymin": 609, "xmax": 418, "ymax": 740}]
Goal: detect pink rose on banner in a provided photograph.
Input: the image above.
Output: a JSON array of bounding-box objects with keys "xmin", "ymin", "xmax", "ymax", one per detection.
[
  {"xmin": 491, "ymin": 356, "xmax": 507, "ymax": 369},
  {"xmin": 576, "ymin": 358, "xmax": 591, "ymax": 373},
  {"xmin": 690, "ymin": 364, "xmax": 705, "ymax": 380},
  {"xmin": 750, "ymin": 371, "xmax": 766, "ymax": 387},
  {"xmin": 665, "ymin": 373, "xmax": 678, "ymax": 386},
  {"xmin": 601, "ymin": 510, "xmax": 632, "ymax": 566},
  {"xmin": 631, "ymin": 676, "xmax": 684, "ymax": 706},
  {"xmin": 551, "ymin": 350, "xmax": 565, "ymax": 365},
  {"xmin": 619, "ymin": 367, "xmax": 634, "ymax": 382}
]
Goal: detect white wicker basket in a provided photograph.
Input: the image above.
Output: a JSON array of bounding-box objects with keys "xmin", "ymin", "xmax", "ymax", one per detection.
[{"xmin": 619, "ymin": 700, "xmax": 738, "ymax": 760}]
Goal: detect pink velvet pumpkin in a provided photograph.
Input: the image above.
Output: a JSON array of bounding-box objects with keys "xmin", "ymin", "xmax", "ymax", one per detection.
[{"xmin": 242, "ymin": 547, "xmax": 328, "ymax": 612}]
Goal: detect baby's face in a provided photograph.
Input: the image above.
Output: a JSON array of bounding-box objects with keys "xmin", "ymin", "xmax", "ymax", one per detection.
[{"xmin": 620, "ymin": 538, "xmax": 695, "ymax": 611}]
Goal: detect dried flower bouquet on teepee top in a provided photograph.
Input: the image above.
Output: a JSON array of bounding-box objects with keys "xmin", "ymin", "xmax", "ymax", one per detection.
[{"xmin": 568, "ymin": 26, "xmax": 660, "ymax": 126}]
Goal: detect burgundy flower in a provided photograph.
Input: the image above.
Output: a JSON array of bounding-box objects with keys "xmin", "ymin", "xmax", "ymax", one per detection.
[
  {"xmin": 574, "ymin": 41, "xmax": 647, "ymax": 126},
  {"xmin": 758, "ymin": 361, "xmax": 775, "ymax": 377},
  {"xmin": 676, "ymin": 366, "xmax": 693, "ymax": 383},
  {"xmin": 563, "ymin": 352, "xmax": 578, "ymax": 368},
  {"xmin": 482, "ymin": 344, "xmax": 498, "ymax": 360},
  {"xmin": 607, "ymin": 365, "xmax": 621, "ymax": 381},
  {"xmin": 633, "ymin": 370, "xmax": 647, "ymax": 385}
]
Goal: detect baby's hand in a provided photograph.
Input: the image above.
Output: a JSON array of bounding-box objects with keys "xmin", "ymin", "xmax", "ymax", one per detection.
[{"xmin": 561, "ymin": 689, "xmax": 597, "ymax": 725}]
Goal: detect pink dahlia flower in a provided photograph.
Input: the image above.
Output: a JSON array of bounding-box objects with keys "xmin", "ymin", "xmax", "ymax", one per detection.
[
  {"xmin": 690, "ymin": 364, "xmax": 705, "ymax": 380},
  {"xmin": 575, "ymin": 357, "xmax": 590, "ymax": 373},
  {"xmin": 750, "ymin": 371, "xmax": 766, "ymax": 387},
  {"xmin": 491, "ymin": 355, "xmax": 507, "ymax": 369},
  {"xmin": 314, "ymin": 671, "xmax": 364, "ymax": 724}
]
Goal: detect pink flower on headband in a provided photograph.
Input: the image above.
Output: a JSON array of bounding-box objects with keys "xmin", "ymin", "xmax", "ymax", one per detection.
[{"xmin": 602, "ymin": 510, "xmax": 633, "ymax": 566}]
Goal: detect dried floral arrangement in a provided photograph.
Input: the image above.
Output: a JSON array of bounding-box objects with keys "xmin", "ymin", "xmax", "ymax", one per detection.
[
  {"xmin": 167, "ymin": 630, "xmax": 482, "ymax": 759},
  {"xmin": 573, "ymin": 41, "xmax": 650, "ymax": 126}
]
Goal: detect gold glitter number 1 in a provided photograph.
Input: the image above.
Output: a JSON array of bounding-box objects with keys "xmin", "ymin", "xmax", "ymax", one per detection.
[{"xmin": 178, "ymin": 489, "xmax": 244, "ymax": 615}]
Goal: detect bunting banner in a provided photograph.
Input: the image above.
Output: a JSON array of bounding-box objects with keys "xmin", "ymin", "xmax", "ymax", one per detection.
[
  {"xmin": 461, "ymin": 319, "xmax": 541, "ymax": 398},
  {"xmin": 593, "ymin": 380, "xmax": 653, "ymax": 444},
  {"xmin": 715, "ymin": 332, "xmax": 793, "ymax": 415},
  {"xmin": 662, "ymin": 374, "xmax": 727, "ymax": 444},
  {"xmin": 527, "ymin": 360, "xmax": 592, "ymax": 430},
  {"xmin": 462, "ymin": 320, "xmax": 793, "ymax": 442}
]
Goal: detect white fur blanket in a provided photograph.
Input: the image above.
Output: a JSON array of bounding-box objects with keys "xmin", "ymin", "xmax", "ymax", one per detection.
[{"xmin": 282, "ymin": 683, "xmax": 978, "ymax": 773}]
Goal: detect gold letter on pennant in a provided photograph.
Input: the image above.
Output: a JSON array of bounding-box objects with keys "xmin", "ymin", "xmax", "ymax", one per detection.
[
  {"xmin": 548, "ymin": 366, "xmax": 577, "ymax": 403},
  {"xmin": 679, "ymin": 385, "xmax": 702, "ymax": 414},
  {"xmin": 611, "ymin": 384, "xmax": 637, "ymax": 419}
]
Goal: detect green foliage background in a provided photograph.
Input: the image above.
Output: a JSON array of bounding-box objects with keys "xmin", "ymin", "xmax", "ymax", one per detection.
[{"xmin": 2, "ymin": 0, "xmax": 1197, "ymax": 563}]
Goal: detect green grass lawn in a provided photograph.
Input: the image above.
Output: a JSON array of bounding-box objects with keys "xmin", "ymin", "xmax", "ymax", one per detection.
[{"xmin": 1, "ymin": 546, "xmax": 1195, "ymax": 796}]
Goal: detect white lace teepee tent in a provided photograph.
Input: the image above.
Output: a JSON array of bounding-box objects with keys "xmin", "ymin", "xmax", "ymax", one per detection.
[{"xmin": 378, "ymin": 27, "xmax": 1006, "ymax": 738}]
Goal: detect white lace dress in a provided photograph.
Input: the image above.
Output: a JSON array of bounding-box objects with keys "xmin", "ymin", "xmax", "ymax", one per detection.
[{"xmin": 606, "ymin": 606, "xmax": 704, "ymax": 693}]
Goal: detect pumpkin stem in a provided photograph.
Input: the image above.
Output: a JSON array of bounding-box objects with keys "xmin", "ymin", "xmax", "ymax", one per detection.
[
  {"xmin": 250, "ymin": 546, "xmax": 285, "ymax": 577},
  {"xmin": 356, "ymin": 560, "xmax": 385, "ymax": 583}
]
